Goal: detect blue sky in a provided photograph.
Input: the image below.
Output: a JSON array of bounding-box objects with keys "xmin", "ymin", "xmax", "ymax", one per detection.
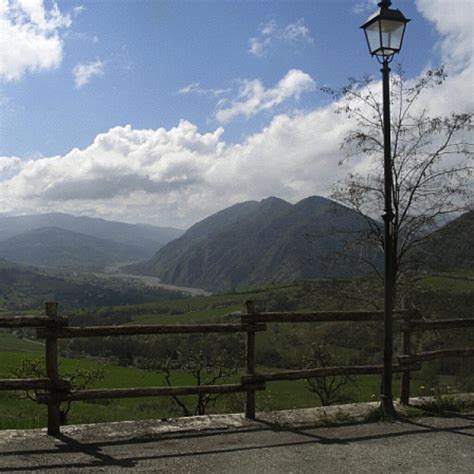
[
  {"xmin": 0, "ymin": 0, "xmax": 437, "ymax": 157},
  {"xmin": 0, "ymin": 0, "xmax": 472, "ymax": 227}
]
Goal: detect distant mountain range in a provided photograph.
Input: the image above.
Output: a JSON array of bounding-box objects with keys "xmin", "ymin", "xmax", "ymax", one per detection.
[
  {"xmin": 128, "ymin": 196, "xmax": 382, "ymax": 291},
  {"xmin": 0, "ymin": 213, "xmax": 183, "ymax": 270},
  {"xmin": 0, "ymin": 227, "xmax": 147, "ymax": 270},
  {"xmin": 1, "ymin": 203, "xmax": 469, "ymax": 287},
  {"xmin": 413, "ymin": 210, "xmax": 473, "ymax": 272}
]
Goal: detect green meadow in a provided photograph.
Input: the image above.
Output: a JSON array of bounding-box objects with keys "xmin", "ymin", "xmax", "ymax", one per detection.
[
  {"xmin": 0, "ymin": 332, "xmax": 446, "ymax": 430},
  {"xmin": 0, "ymin": 275, "xmax": 469, "ymax": 430}
]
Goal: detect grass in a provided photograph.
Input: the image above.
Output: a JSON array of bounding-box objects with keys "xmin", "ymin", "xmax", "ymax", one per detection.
[
  {"xmin": 415, "ymin": 271, "xmax": 474, "ymax": 294},
  {"xmin": 95, "ymin": 282, "xmax": 301, "ymax": 322},
  {"xmin": 0, "ymin": 330, "xmax": 44, "ymax": 353},
  {"xmin": 1, "ymin": 274, "xmax": 471, "ymax": 430},
  {"xmin": 414, "ymin": 395, "xmax": 474, "ymax": 415},
  {"xmin": 0, "ymin": 351, "xmax": 207, "ymax": 429},
  {"xmin": 0, "ymin": 343, "xmax": 408, "ymax": 430},
  {"xmin": 130, "ymin": 305, "xmax": 242, "ymax": 325},
  {"xmin": 0, "ymin": 344, "xmax": 387, "ymax": 430}
]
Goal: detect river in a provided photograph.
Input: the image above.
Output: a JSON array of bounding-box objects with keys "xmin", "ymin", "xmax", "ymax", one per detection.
[{"xmin": 92, "ymin": 266, "xmax": 211, "ymax": 297}]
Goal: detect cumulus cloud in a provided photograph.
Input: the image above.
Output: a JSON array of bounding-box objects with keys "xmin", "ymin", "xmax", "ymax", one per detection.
[
  {"xmin": 416, "ymin": 0, "xmax": 474, "ymax": 71},
  {"xmin": 0, "ymin": 0, "xmax": 71, "ymax": 81},
  {"xmin": 215, "ymin": 69, "xmax": 315, "ymax": 123},
  {"xmin": 0, "ymin": 155, "xmax": 21, "ymax": 176},
  {"xmin": 413, "ymin": 0, "xmax": 474, "ymax": 115},
  {"xmin": 73, "ymin": 59, "xmax": 104, "ymax": 88},
  {"xmin": 248, "ymin": 19, "xmax": 314, "ymax": 57},
  {"xmin": 0, "ymin": 2, "xmax": 472, "ymax": 228},
  {"xmin": 0, "ymin": 110, "xmax": 350, "ymax": 227}
]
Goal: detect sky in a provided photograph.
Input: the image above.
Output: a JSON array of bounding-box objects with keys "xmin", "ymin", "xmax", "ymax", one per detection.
[{"xmin": 0, "ymin": 0, "xmax": 473, "ymax": 228}]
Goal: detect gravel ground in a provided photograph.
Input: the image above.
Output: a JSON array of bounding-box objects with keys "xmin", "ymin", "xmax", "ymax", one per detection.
[{"xmin": 0, "ymin": 405, "xmax": 473, "ymax": 473}]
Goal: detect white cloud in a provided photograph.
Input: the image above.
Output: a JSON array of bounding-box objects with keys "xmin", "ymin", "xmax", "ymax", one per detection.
[
  {"xmin": 0, "ymin": 110, "xmax": 348, "ymax": 227},
  {"xmin": 73, "ymin": 5, "xmax": 85, "ymax": 16},
  {"xmin": 215, "ymin": 69, "xmax": 315, "ymax": 123},
  {"xmin": 0, "ymin": 0, "xmax": 71, "ymax": 81},
  {"xmin": 0, "ymin": 155, "xmax": 21, "ymax": 175},
  {"xmin": 176, "ymin": 82, "xmax": 230, "ymax": 97},
  {"xmin": 73, "ymin": 60, "xmax": 104, "ymax": 88},
  {"xmin": 0, "ymin": 1, "xmax": 472, "ymax": 228},
  {"xmin": 282, "ymin": 20, "xmax": 314, "ymax": 44},
  {"xmin": 413, "ymin": 0, "xmax": 474, "ymax": 115},
  {"xmin": 416, "ymin": 0, "xmax": 474, "ymax": 71},
  {"xmin": 352, "ymin": 0, "xmax": 378, "ymax": 15},
  {"xmin": 248, "ymin": 19, "xmax": 314, "ymax": 57}
]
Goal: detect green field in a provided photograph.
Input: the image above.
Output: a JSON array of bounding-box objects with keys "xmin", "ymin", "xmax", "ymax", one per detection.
[
  {"xmin": 0, "ymin": 275, "xmax": 470, "ymax": 430},
  {"xmin": 0, "ymin": 340, "xmax": 450, "ymax": 430},
  {"xmin": 0, "ymin": 330, "xmax": 44, "ymax": 353},
  {"xmin": 130, "ymin": 304, "xmax": 243, "ymax": 325},
  {"xmin": 0, "ymin": 347, "xmax": 324, "ymax": 429},
  {"xmin": 415, "ymin": 271, "xmax": 474, "ymax": 293}
]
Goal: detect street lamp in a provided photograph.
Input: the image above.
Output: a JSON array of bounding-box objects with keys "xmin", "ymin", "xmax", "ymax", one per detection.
[{"xmin": 361, "ymin": 1, "xmax": 410, "ymax": 417}]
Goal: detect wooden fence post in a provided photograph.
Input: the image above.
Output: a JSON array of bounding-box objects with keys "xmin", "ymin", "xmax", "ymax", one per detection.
[
  {"xmin": 45, "ymin": 301, "xmax": 61, "ymax": 436},
  {"xmin": 400, "ymin": 309, "xmax": 414, "ymax": 405},
  {"xmin": 245, "ymin": 300, "xmax": 256, "ymax": 419}
]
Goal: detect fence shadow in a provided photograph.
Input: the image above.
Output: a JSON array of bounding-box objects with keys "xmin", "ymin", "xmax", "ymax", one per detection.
[{"xmin": 1, "ymin": 414, "xmax": 473, "ymax": 472}]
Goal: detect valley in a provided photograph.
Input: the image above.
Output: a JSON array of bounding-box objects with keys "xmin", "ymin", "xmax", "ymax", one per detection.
[
  {"xmin": 92, "ymin": 266, "xmax": 211, "ymax": 296},
  {"xmin": 0, "ymin": 201, "xmax": 472, "ymax": 430}
]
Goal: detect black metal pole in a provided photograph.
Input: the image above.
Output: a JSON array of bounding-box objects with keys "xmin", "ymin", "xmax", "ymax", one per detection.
[{"xmin": 381, "ymin": 59, "xmax": 396, "ymax": 417}]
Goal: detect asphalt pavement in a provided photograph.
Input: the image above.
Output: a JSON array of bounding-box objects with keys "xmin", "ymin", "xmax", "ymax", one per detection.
[{"xmin": 0, "ymin": 408, "xmax": 473, "ymax": 473}]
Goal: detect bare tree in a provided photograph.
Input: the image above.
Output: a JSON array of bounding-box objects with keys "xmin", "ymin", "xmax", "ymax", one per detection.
[
  {"xmin": 303, "ymin": 344, "xmax": 357, "ymax": 406},
  {"xmin": 142, "ymin": 350, "xmax": 238, "ymax": 416},
  {"xmin": 327, "ymin": 66, "xmax": 473, "ymax": 288},
  {"xmin": 12, "ymin": 358, "xmax": 105, "ymax": 424}
]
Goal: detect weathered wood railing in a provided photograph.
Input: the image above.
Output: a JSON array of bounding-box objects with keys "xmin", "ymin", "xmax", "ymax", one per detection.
[
  {"xmin": 0, "ymin": 302, "xmax": 267, "ymax": 435},
  {"xmin": 1, "ymin": 300, "xmax": 473, "ymax": 436},
  {"xmin": 398, "ymin": 316, "xmax": 474, "ymax": 404},
  {"xmin": 241, "ymin": 302, "xmax": 421, "ymax": 414}
]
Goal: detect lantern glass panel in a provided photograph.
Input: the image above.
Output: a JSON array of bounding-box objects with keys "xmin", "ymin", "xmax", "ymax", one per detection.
[
  {"xmin": 364, "ymin": 21, "xmax": 381, "ymax": 55},
  {"xmin": 379, "ymin": 19, "xmax": 405, "ymax": 53}
]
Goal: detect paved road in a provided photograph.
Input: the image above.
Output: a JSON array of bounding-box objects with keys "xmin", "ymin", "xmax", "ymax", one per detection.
[{"xmin": 0, "ymin": 412, "xmax": 472, "ymax": 473}]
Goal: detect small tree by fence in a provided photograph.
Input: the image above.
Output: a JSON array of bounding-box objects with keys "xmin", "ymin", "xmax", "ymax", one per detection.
[{"xmin": 0, "ymin": 301, "xmax": 473, "ymax": 436}]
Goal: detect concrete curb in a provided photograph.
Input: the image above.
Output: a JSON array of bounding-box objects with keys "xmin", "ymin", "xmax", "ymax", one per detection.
[{"xmin": 1, "ymin": 393, "xmax": 472, "ymax": 444}]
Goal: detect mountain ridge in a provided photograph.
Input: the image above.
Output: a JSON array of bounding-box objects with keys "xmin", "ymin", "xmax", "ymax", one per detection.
[
  {"xmin": 0, "ymin": 212, "xmax": 183, "ymax": 258},
  {"xmin": 128, "ymin": 195, "xmax": 381, "ymax": 291},
  {"xmin": 0, "ymin": 227, "xmax": 152, "ymax": 270}
]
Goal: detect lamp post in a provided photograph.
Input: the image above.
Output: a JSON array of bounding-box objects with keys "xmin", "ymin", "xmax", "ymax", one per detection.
[{"xmin": 361, "ymin": 1, "xmax": 410, "ymax": 417}]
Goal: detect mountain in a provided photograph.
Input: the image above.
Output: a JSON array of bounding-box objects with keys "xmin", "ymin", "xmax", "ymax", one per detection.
[
  {"xmin": 0, "ymin": 213, "xmax": 183, "ymax": 258},
  {"xmin": 129, "ymin": 196, "xmax": 381, "ymax": 291},
  {"xmin": 0, "ymin": 227, "xmax": 149, "ymax": 270},
  {"xmin": 0, "ymin": 257, "xmax": 23, "ymax": 270},
  {"xmin": 413, "ymin": 210, "xmax": 474, "ymax": 272}
]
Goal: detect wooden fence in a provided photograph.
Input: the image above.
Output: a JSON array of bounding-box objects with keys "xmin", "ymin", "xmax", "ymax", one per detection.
[{"xmin": 0, "ymin": 300, "xmax": 473, "ymax": 436}]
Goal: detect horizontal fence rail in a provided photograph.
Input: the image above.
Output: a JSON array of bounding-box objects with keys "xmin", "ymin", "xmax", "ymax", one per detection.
[
  {"xmin": 1, "ymin": 301, "xmax": 473, "ymax": 436},
  {"xmin": 241, "ymin": 363, "xmax": 421, "ymax": 384},
  {"xmin": 0, "ymin": 378, "xmax": 71, "ymax": 391},
  {"xmin": 0, "ymin": 316, "xmax": 68, "ymax": 328},
  {"xmin": 36, "ymin": 323, "xmax": 266, "ymax": 339},
  {"xmin": 398, "ymin": 316, "xmax": 474, "ymax": 404},
  {"xmin": 409, "ymin": 318, "xmax": 474, "ymax": 331},
  {"xmin": 399, "ymin": 348, "xmax": 474, "ymax": 364},
  {"xmin": 241, "ymin": 309, "xmax": 416, "ymax": 324},
  {"xmin": 36, "ymin": 382, "xmax": 266, "ymax": 403}
]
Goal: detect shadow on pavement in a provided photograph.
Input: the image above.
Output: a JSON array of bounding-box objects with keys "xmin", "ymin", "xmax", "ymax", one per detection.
[{"xmin": 1, "ymin": 414, "xmax": 473, "ymax": 472}]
